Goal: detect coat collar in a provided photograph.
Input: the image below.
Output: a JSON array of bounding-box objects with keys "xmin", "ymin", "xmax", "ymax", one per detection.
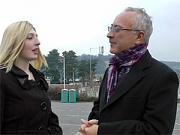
[
  {"xmin": 11, "ymin": 64, "xmax": 48, "ymax": 91},
  {"xmin": 101, "ymin": 51, "xmax": 152, "ymax": 109},
  {"xmin": 11, "ymin": 64, "xmax": 36, "ymax": 90},
  {"xmin": 11, "ymin": 64, "xmax": 36, "ymax": 77}
]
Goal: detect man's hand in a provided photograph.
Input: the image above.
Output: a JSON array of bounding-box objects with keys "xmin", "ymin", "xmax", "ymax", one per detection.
[{"xmin": 78, "ymin": 119, "xmax": 98, "ymax": 135}]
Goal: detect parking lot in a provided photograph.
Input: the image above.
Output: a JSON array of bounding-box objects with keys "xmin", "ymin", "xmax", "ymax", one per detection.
[{"xmin": 51, "ymin": 101, "xmax": 180, "ymax": 135}]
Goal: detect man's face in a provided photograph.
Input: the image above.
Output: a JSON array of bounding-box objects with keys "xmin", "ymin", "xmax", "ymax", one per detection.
[{"xmin": 107, "ymin": 11, "xmax": 141, "ymax": 55}]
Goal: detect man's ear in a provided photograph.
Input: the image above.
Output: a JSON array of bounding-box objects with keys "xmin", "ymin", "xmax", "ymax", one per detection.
[{"xmin": 135, "ymin": 31, "xmax": 145, "ymax": 44}]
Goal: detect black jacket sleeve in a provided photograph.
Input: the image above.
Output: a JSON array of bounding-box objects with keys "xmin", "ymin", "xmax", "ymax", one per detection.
[{"xmin": 50, "ymin": 111, "xmax": 63, "ymax": 135}]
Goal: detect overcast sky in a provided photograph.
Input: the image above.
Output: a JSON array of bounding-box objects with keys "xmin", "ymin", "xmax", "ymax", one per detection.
[{"xmin": 0, "ymin": 0, "xmax": 180, "ymax": 62}]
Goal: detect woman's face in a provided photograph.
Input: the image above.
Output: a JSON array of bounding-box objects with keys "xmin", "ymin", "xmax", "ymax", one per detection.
[{"xmin": 19, "ymin": 28, "xmax": 40, "ymax": 62}]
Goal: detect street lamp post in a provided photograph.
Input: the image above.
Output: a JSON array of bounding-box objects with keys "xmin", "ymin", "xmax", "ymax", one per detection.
[
  {"xmin": 89, "ymin": 46, "xmax": 104, "ymax": 87},
  {"xmin": 90, "ymin": 48, "xmax": 98, "ymax": 87},
  {"xmin": 72, "ymin": 68, "xmax": 75, "ymax": 87},
  {"xmin": 62, "ymin": 55, "xmax": 66, "ymax": 89}
]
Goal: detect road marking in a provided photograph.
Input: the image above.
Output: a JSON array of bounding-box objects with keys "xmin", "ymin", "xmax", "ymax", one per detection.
[
  {"xmin": 66, "ymin": 115, "xmax": 80, "ymax": 117},
  {"xmin": 61, "ymin": 123, "xmax": 81, "ymax": 126},
  {"xmin": 175, "ymin": 122, "xmax": 180, "ymax": 126}
]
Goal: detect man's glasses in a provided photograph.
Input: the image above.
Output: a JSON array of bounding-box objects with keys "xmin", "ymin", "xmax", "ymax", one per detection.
[{"xmin": 108, "ymin": 25, "xmax": 140, "ymax": 33}]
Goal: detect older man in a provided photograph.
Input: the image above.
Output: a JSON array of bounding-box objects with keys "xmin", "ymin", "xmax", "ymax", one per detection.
[{"xmin": 79, "ymin": 7, "xmax": 179, "ymax": 135}]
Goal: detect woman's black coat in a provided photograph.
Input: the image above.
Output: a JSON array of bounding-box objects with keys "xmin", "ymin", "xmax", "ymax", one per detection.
[{"xmin": 0, "ymin": 65, "xmax": 63, "ymax": 134}]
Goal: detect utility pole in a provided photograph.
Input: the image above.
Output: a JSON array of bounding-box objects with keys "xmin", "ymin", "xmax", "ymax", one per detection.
[
  {"xmin": 90, "ymin": 48, "xmax": 98, "ymax": 87},
  {"xmin": 89, "ymin": 46, "xmax": 105, "ymax": 87},
  {"xmin": 62, "ymin": 55, "xmax": 66, "ymax": 89}
]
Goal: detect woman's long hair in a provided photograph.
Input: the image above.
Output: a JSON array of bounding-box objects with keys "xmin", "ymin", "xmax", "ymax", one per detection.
[{"xmin": 0, "ymin": 21, "xmax": 48, "ymax": 72}]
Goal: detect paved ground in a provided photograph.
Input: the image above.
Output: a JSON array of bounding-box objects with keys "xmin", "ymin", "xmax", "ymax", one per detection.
[
  {"xmin": 52, "ymin": 101, "xmax": 92, "ymax": 135},
  {"xmin": 51, "ymin": 101, "xmax": 180, "ymax": 135}
]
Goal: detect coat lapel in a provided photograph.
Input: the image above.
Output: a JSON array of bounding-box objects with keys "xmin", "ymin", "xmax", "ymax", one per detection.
[
  {"xmin": 101, "ymin": 51, "xmax": 151, "ymax": 110},
  {"xmin": 99, "ymin": 68, "xmax": 109, "ymax": 110}
]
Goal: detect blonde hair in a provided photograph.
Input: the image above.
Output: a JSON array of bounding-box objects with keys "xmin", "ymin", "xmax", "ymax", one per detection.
[{"xmin": 0, "ymin": 21, "xmax": 48, "ymax": 72}]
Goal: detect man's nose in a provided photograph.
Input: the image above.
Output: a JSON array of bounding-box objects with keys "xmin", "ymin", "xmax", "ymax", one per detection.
[{"xmin": 107, "ymin": 31, "xmax": 114, "ymax": 38}]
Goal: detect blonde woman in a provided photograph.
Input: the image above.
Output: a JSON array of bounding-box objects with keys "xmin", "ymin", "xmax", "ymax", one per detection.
[{"xmin": 0, "ymin": 21, "xmax": 63, "ymax": 134}]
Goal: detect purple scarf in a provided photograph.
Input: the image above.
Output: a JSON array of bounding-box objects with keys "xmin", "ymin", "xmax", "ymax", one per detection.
[{"xmin": 107, "ymin": 44, "xmax": 147, "ymax": 101}]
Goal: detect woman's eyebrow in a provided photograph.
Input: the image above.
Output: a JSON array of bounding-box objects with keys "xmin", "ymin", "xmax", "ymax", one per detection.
[{"xmin": 27, "ymin": 33, "xmax": 38, "ymax": 37}]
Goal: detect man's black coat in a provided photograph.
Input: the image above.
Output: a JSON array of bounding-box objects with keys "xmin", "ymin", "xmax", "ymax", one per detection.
[{"xmin": 88, "ymin": 51, "xmax": 179, "ymax": 134}]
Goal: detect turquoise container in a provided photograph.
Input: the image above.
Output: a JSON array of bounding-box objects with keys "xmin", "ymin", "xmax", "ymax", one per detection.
[
  {"xmin": 68, "ymin": 89, "xmax": 77, "ymax": 103},
  {"xmin": 61, "ymin": 89, "xmax": 69, "ymax": 103}
]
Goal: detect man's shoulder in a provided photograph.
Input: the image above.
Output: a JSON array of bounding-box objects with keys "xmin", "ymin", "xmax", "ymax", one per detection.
[
  {"xmin": 147, "ymin": 58, "xmax": 178, "ymax": 81},
  {"xmin": 152, "ymin": 58, "xmax": 174, "ymax": 70}
]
